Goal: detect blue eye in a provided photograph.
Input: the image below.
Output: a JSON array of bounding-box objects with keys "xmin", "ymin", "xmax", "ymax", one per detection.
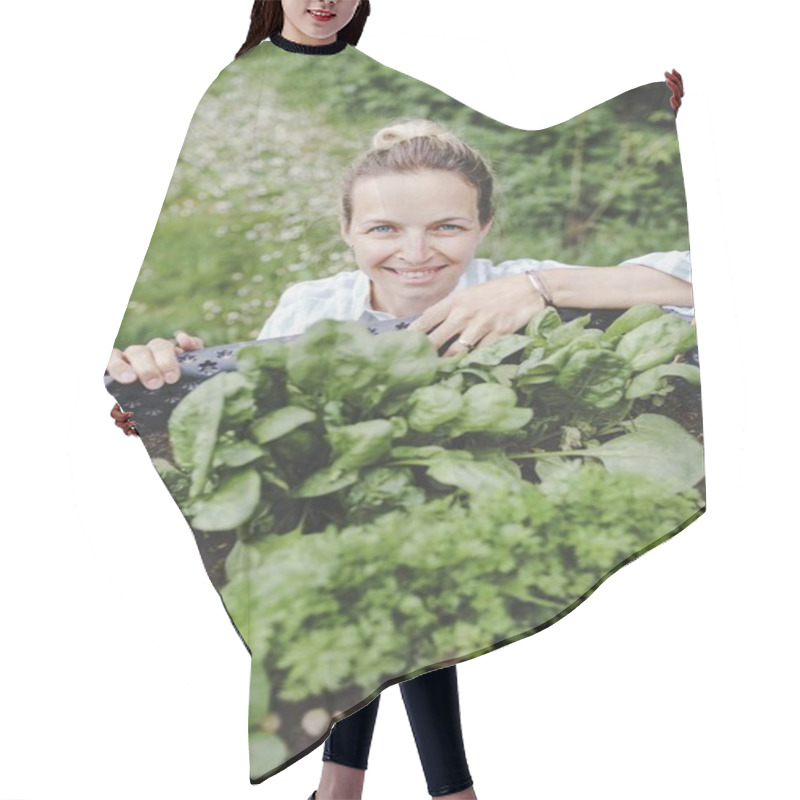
[{"xmin": 368, "ymin": 225, "xmax": 394, "ymax": 233}]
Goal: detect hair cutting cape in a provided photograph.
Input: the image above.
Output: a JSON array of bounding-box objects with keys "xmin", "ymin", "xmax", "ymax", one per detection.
[{"xmin": 104, "ymin": 36, "xmax": 704, "ymax": 784}]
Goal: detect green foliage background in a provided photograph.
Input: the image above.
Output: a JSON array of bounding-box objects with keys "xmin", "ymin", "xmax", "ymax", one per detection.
[{"xmin": 116, "ymin": 45, "xmax": 688, "ymax": 350}]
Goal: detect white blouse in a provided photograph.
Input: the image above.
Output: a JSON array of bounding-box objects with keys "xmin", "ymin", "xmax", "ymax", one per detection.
[{"xmin": 257, "ymin": 252, "xmax": 693, "ymax": 340}]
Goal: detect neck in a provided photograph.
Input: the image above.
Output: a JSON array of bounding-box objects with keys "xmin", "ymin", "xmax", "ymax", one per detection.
[
  {"xmin": 271, "ymin": 29, "xmax": 348, "ymax": 55},
  {"xmin": 370, "ymin": 282, "xmax": 457, "ymax": 319}
]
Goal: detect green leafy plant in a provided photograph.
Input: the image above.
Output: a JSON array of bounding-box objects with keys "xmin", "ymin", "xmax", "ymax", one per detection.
[
  {"xmin": 156, "ymin": 308, "xmax": 701, "ymax": 541},
  {"xmin": 221, "ymin": 464, "xmax": 702, "ymax": 708},
  {"xmin": 151, "ymin": 308, "xmax": 703, "ymax": 767}
]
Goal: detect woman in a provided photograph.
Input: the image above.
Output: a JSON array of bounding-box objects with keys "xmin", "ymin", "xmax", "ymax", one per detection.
[{"xmin": 106, "ymin": 4, "xmax": 693, "ymax": 799}]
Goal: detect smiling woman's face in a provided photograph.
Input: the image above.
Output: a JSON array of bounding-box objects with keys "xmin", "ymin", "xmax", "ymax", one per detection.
[
  {"xmin": 280, "ymin": 0, "xmax": 361, "ymax": 45},
  {"xmin": 341, "ymin": 170, "xmax": 493, "ymax": 318}
]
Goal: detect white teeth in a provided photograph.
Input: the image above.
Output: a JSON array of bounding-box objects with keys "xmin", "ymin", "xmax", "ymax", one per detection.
[{"xmin": 396, "ymin": 269, "xmax": 438, "ymax": 278}]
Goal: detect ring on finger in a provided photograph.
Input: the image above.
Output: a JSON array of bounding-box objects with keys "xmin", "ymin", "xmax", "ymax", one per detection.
[{"xmin": 457, "ymin": 338, "xmax": 476, "ymax": 351}]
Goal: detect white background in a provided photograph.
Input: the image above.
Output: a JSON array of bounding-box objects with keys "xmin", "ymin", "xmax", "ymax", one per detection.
[{"xmin": 1, "ymin": 1, "xmax": 797, "ymax": 798}]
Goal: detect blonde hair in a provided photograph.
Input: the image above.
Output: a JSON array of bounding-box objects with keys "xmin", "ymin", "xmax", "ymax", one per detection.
[{"xmin": 340, "ymin": 119, "xmax": 496, "ymax": 227}]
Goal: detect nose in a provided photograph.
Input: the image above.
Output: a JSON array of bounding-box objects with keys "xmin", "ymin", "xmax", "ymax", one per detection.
[{"xmin": 397, "ymin": 232, "xmax": 436, "ymax": 265}]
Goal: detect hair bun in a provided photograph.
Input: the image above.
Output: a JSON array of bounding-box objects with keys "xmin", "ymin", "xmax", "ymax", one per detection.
[{"xmin": 371, "ymin": 118, "xmax": 454, "ymax": 151}]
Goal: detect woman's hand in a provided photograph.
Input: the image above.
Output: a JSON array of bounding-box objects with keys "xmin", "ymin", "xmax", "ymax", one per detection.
[
  {"xmin": 105, "ymin": 330, "xmax": 205, "ymax": 389},
  {"xmin": 406, "ymin": 274, "xmax": 544, "ymax": 357}
]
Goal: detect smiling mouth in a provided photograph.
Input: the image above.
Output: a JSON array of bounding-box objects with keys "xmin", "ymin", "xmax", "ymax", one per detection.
[
  {"xmin": 308, "ymin": 9, "xmax": 335, "ymax": 21},
  {"xmin": 385, "ymin": 266, "xmax": 447, "ymax": 280}
]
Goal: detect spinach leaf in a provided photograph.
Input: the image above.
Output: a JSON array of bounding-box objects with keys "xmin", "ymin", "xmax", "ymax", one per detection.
[
  {"xmin": 556, "ymin": 349, "xmax": 632, "ymax": 410},
  {"xmin": 458, "ymin": 334, "xmax": 531, "ymax": 366},
  {"xmin": 626, "ymin": 363, "xmax": 701, "ymax": 399},
  {"xmin": 576, "ymin": 413, "xmax": 704, "ymax": 489},
  {"xmin": 546, "ymin": 314, "xmax": 592, "ymax": 349},
  {"xmin": 236, "ymin": 341, "xmax": 288, "ymax": 410},
  {"xmin": 371, "ymin": 330, "xmax": 441, "ymax": 398},
  {"xmin": 406, "ymin": 385, "xmax": 464, "ymax": 433},
  {"xmin": 602, "ymin": 303, "xmax": 665, "ymax": 343},
  {"xmin": 212, "ymin": 436, "xmax": 264, "ymax": 468},
  {"xmin": 616, "ymin": 314, "xmax": 697, "ymax": 371},
  {"xmin": 286, "ymin": 319, "xmax": 378, "ymax": 402},
  {"xmin": 388, "ymin": 445, "xmax": 450, "ymax": 461},
  {"xmin": 447, "ymin": 383, "xmax": 533, "ymax": 436},
  {"xmin": 525, "ymin": 306, "xmax": 562, "ymax": 343},
  {"xmin": 250, "ymin": 406, "xmax": 317, "ymax": 444},
  {"xmin": 344, "ymin": 466, "xmax": 426, "ymax": 521},
  {"xmin": 328, "ymin": 419, "xmax": 397, "ymax": 470},
  {"xmin": 168, "ymin": 373, "xmax": 228, "ymax": 499},
  {"xmin": 426, "ymin": 458, "xmax": 521, "ymax": 493},
  {"xmin": 190, "ymin": 468, "xmax": 261, "ymax": 531},
  {"xmin": 292, "ymin": 464, "xmax": 360, "ymax": 498}
]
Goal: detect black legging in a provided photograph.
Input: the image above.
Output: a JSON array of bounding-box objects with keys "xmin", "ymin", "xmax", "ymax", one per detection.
[{"xmin": 323, "ymin": 665, "xmax": 473, "ymax": 797}]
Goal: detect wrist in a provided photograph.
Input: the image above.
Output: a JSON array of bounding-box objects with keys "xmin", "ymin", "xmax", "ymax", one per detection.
[{"xmin": 525, "ymin": 269, "xmax": 554, "ymax": 306}]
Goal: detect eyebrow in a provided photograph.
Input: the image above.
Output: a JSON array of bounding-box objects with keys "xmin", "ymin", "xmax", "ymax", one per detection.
[{"xmin": 359, "ymin": 216, "xmax": 473, "ymax": 226}]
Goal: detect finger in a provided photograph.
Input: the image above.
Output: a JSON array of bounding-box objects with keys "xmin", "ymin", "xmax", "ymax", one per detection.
[
  {"xmin": 420, "ymin": 305, "xmax": 478, "ymax": 350},
  {"xmin": 174, "ymin": 331, "xmax": 205, "ymax": 351},
  {"xmin": 476, "ymin": 328, "xmax": 511, "ymax": 347},
  {"xmin": 146, "ymin": 337, "xmax": 183, "ymax": 384},
  {"xmin": 426, "ymin": 315, "xmax": 470, "ymax": 351},
  {"xmin": 667, "ymin": 77, "xmax": 683, "ymax": 97},
  {"xmin": 110, "ymin": 404, "xmax": 133, "ymax": 425},
  {"xmin": 123, "ymin": 341, "xmax": 174, "ymax": 389},
  {"xmin": 106, "ymin": 349, "xmax": 138, "ymax": 384},
  {"xmin": 442, "ymin": 322, "xmax": 489, "ymax": 358},
  {"xmin": 448, "ymin": 314, "xmax": 514, "ymax": 357},
  {"xmin": 407, "ymin": 313, "xmax": 435, "ymax": 333},
  {"xmin": 406, "ymin": 303, "xmax": 450, "ymax": 333},
  {"xmin": 110, "ymin": 404, "xmax": 137, "ymax": 433}
]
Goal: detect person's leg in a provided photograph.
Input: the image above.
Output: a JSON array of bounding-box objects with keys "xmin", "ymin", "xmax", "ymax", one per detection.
[
  {"xmin": 400, "ymin": 665, "xmax": 476, "ymax": 799},
  {"xmin": 315, "ymin": 694, "xmax": 382, "ymax": 800}
]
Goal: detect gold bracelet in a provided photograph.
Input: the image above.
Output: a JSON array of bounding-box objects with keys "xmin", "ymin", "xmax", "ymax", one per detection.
[{"xmin": 525, "ymin": 269, "xmax": 554, "ymax": 306}]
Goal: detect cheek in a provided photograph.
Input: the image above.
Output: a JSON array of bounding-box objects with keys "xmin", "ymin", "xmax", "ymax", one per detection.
[
  {"xmin": 354, "ymin": 241, "xmax": 392, "ymax": 267},
  {"xmin": 444, "ymin": 238, "xmax": 477, "ymax": 259}
]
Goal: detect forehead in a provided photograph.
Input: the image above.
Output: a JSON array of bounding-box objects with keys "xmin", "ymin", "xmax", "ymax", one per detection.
[{"xmin": 351, "ymin": 171, "xmax": 479, "ymax": 219}]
